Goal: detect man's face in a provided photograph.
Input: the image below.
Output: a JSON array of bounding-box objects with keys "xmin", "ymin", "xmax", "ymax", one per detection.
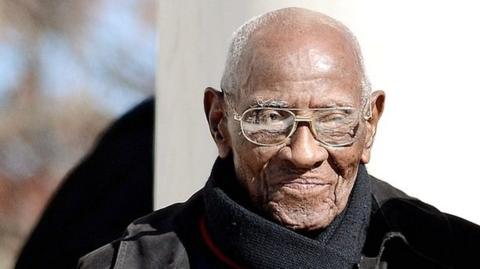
[{"xmin": 223, "ymin": 30, "xmax": 374, "ymax": 231}]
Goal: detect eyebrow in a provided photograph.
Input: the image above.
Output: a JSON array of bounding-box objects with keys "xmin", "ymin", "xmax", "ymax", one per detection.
[
  {"xmin": 250, "ymin": 99, "xmax": 290, "ymax": 108},
  {"xmin": 319, "ymin": 101, "xmax": 356, "ymax": 108},
  {"xmin": 249, "ymin": 99, "xmax": 355, "ymax": 109}
]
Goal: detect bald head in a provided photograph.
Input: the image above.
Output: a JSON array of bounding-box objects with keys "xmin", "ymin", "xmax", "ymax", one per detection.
[
  {"xmin": 206, "ymin": 7, "xmax": 385, "ymax": 231},
  {"xmin": 221, "ymin": 7, "xmax": 370, "ymax": 105}
]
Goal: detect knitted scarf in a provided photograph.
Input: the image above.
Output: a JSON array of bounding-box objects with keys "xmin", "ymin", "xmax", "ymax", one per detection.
[{"xmin": 203, "ymin": 157, "xmax": 372, "ymax": 269}]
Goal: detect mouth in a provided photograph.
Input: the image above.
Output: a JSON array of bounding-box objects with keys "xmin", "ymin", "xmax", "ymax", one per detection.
[{"xmin": 276, "ymin": 177, "xmax": 332, "ymax": 191}]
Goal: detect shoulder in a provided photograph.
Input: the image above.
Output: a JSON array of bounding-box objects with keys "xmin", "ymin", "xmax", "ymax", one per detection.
[
  {"xmin": 77, "ymin": 191, "xmax": 204, "ymax": 269},
  {"xmin": 370, "ymin": 175, "xmax": 479, "ymax": 230},
  {"xmin": 368, "ymin": 175, "xmax": 480, "ymax": 267},
  {"xmin": 370, "ymin": 175, "xmax": 455, "ymax": 221}
]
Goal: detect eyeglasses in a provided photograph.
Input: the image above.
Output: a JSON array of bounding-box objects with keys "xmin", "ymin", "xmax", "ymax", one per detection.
[{"xmin": 231, "ymin": 106, "xmax": 370, "ymax": 147}]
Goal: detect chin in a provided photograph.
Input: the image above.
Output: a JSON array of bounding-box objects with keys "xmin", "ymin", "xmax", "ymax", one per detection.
[{"xmin": 266, "ymin": 199, "xmax": 341, "ymax": 231}]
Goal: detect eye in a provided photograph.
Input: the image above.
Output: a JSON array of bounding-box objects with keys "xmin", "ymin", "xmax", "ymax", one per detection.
[
  {"xmin": 322, "ymin": 113, "xmax": 346, "ymax": 121},
  {"xmin": 317, "ymin": 112, "xmax": 349, "ymax": 123},
  {"xmin": 244, "ymin": 109, "xmax": 288, "ymax": 124},
  {"xmin": 315, "ymin": 108, "xmax": 357, "ymax": 123},
  {"xmin": 257, "ymin": 109, "xmax": 283, "ymax": 123}
]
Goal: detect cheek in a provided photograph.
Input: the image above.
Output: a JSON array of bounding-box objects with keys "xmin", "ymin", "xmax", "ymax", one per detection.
[
  {"xmin": 329, "ymin": 131, "xmax": 367, "ymax": 178},
  {"xmin": 328, "ymin": 150, "xmax": 360, "ymax": 181},
  {"xmin": 232, "ymin": 142, "xmax": 278, "ymax": 198},
  {"xmin": 327, "ymin": 135, "xmax": 366, "ymax": 208}
]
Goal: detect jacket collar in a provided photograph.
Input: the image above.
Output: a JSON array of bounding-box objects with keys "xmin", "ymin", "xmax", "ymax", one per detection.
[{"xmin": 359, "ymin": 178, "xmax": 453, "ymax": 269}]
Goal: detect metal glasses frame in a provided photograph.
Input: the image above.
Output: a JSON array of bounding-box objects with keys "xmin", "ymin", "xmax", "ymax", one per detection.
[{"xmin": 231, "ymin": 106, "xmax": 371, "ymax": 147}]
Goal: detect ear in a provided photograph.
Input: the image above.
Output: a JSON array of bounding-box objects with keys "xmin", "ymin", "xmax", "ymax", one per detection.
[
  {"xmin": 204, "ymin": 87, "xmax": 231, "ymax": 158},
  {"xmin": 361, "ymin": 90, "xmax": 385, "ymax": 164}
]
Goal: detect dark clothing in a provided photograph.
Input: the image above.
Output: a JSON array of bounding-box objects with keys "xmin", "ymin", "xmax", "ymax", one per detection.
[
  {"xmin": 78, "ymin": 157, "xmax": 480, "ymax": 269},
  {"xmin": 202, "ymin": 156, "xmax": 372, "ymax": 268},
  {"xmin": 16, "ymin": 98, "xmax": 155, "ymax": 269}
]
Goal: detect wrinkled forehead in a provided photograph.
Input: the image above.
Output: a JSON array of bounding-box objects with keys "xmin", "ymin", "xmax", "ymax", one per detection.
[
  {"xmin": 248, "ymin": 41, "xmax": 362, "ymax": 85},
  {"xmin": 234, "ymin": 26, "xmax": 364, "ymax": 109},
  {"xmin": 248, "ymin": 22, "xmax": 361, "ymax": 73}
]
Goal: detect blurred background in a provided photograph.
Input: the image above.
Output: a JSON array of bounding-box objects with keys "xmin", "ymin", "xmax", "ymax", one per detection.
[{"xmin": 0, "ymin": 0, "xmax": 156, "ymax": 268}]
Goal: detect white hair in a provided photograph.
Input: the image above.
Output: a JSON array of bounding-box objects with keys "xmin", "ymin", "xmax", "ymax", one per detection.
[{"xmin": 220, "ymin": 7, "xmax": 372, "ymax": 108}]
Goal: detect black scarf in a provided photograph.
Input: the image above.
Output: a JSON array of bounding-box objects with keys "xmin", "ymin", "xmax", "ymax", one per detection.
[{"xmin": 203, "ymin": 157, "xmax": 372, "ymax": 269}]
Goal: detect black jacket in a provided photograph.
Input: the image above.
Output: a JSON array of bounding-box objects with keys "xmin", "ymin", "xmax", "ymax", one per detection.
[{"xmin": 78, "ymin": 163, "xmax": 480, "ymax": 269}]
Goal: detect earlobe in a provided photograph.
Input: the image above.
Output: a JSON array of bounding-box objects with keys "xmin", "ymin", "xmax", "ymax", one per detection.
[
  {"xmin": 204, "ymin": 87, "xmax": 231, "ymax": 158},
  {"xmin": 361, "ymin": 90, "xmax": 385, "ymax": 164}
]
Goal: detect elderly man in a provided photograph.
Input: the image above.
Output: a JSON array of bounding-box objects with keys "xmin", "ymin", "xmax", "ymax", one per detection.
[{"xmin": 78, "ymin": 7, "xmax": 480, "ymax": 269}]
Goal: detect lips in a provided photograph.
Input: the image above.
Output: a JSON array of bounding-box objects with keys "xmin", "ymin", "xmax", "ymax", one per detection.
[
  {"xmin": 264, "ymin": 165, "xmax": 335, "ymax": 192},
  {"xmin": 275, "ymin": 177, "xmax": 332, "ymax": 191}
]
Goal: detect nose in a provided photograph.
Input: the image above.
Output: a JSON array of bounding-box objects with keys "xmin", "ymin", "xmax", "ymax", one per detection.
[{"xmin": 283, "ymin": 123, "xmax": 328, "ymax": 168}]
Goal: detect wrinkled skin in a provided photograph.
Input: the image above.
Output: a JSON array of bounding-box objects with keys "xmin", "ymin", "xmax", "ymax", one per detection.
[{"xmin": 205, "ymin": 9, "xmax": 384, "ymax": 231}]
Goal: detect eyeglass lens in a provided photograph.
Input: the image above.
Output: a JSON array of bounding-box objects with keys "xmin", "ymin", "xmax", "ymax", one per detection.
[{"xmin": 241, "ymin": 108, "xmax": 360, "ymax": 146}]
